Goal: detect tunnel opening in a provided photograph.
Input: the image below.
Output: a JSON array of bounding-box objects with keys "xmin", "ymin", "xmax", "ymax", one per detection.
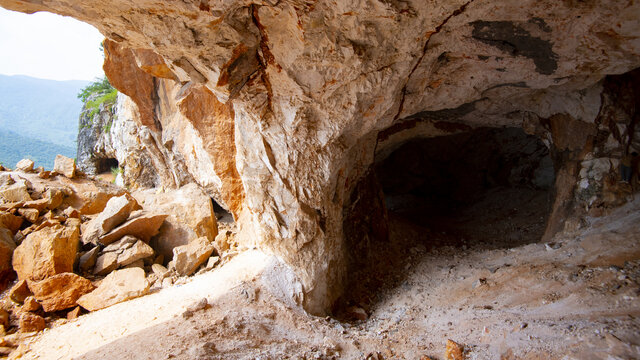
[
  {"xmin": 94, "ymin": 157, "xmax": 119, "ymax": 174},
  {"xmin": 377, "ymin": 127, "xmax": 555, "ymax": 249},
  {"xmin": 338, "ymin": 126, "xmax": 556, "ymax": 319}
]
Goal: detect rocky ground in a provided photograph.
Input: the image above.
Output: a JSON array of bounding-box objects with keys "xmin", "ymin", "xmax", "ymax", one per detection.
[
  {"xmin": 0, "ymin": 170, "xmax": 637, "ymax": 359},
  {"xmin": 0, "ymin": 157, "xmax": 233, "ymax": 358}
]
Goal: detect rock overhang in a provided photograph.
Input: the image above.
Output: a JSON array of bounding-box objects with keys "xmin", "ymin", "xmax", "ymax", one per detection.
[{"xmin": 1, "ymin": 0, "xmax": 640, "ymax": 314}]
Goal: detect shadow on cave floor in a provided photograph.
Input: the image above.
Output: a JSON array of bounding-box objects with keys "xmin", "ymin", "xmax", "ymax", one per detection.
[
  {"xmin": 336, "ymin": 128, "xmax": 555, "ymax": 320},
  {"xmin": 393, "ymin": 186, "xmax": 552, "ymax": 250},
  {"xmin": 337, "ymin": 186, "xmax": 552, "ymax": 321}
]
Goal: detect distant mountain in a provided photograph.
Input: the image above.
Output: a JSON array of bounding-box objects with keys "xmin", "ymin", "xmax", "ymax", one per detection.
[
  {"xmin": 0, "ymin": 74, "xmax": 89, "ymax": 168},
  {"xmin": 0, "ymin": 128, "xmax": 75, "ymax": 170}
]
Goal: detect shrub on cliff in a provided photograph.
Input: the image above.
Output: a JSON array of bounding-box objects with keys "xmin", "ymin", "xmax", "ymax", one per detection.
[
  {"xmin": 77, "ymin": 76, "xmax": 114, "ymax": 103},
  {"xmin": 78, "ymin": 77, "xmax": 118, "ymax": 127}
]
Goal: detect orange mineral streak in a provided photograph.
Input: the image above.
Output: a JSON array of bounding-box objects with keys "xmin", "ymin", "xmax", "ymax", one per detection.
[
  {"xmin": 177, "ymin": 86, "xmax": 245, "ymax": 217},
  {"xmin": 103, "ymin": 39, "xmax": 158, "ymax": 129}
]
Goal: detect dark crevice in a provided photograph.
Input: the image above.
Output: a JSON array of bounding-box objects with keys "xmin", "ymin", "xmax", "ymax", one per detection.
[
  {"xmin": 94, "ymin": 158, "xmax": 119, "ymax": 174},
  {"xmin": 339, "ymin": 127, "xmax": 555, "ymax": 319},
  {"xmin": 212, "ymin": 198, "xmax": 234, "ymax": 224},
  {"xmin": 250, "ymin": 4, "xmax": 275, "ymax": 112}
]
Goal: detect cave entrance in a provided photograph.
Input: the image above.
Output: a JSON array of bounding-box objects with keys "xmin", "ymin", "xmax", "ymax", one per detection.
[
  {"xmin": 376, "ymin": 127, "xmax": 555, "ymax": 250},
  {"xmin": 338, "ymin": 127, "xmax": 555, "ymax": 318},
  {"xmin": 95, "ymin": 157, "xmax": 119, "ymax": 174}
]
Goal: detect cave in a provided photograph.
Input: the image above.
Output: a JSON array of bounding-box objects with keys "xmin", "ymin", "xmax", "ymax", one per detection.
[
  {"xmin": 339, "ymin": 127, "xmax": 556, "ymax": 314},
  {"xmin": 93, "ymin": 157, "xmax": 119, "ymax": 174},
  {"xmin": 377, "ymin": 127, "xmax": 555, "ymax": 249}
]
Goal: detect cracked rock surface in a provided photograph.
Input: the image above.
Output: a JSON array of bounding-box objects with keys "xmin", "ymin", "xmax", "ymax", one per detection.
[{"xmin": 1, "ymin": 0, "xmax": 640, "ymax": 313}]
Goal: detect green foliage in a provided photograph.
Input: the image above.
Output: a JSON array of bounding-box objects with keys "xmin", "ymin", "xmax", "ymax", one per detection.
[
  {"xmin": 102, "ymin": 119, "xmax": 113, "ymax": 134},
  {"xmin": 110, "ymin": 166, "xmax": 123, "ymax": 183},
  {"xmin": 77, "ymin": 76, "xmax": 115, "ymax": 103},
  {"xmin": 82, "ymin": 87, "xmax": 118, "ymax": 125}
]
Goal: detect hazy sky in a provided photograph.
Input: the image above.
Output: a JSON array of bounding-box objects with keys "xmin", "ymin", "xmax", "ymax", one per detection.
[{"xmin": 0, "ymin": 7, "xmax": 105, "ymax": 81}]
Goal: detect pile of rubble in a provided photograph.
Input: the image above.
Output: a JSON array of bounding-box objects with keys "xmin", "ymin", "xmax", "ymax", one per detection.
[{"xmin": 0, "ymin": 156, "xmax": 231, "ymax": 347}]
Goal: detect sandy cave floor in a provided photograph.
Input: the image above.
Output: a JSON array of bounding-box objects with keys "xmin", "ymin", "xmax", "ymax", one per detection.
[{"xmin": 12, "ymin": 192, "xmax": 640, "ymax": 360}]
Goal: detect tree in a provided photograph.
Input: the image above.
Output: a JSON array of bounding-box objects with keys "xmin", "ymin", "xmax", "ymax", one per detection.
[{"xmin": 77, "ymin": 76, "xmax": 114, "ymax": 103}]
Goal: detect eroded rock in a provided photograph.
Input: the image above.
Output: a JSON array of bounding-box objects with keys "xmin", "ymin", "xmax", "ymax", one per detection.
[
  {"xmin": 0, "ymin": 212, "xmax": 22, "ymax": 234},
  {"xmin": 9, "ymin": 280, "xmax": 31, "ymax": 303},
  {"xmin": 82, "ymin": 194, "xmax": 141, "ymax": 244},
  {"xmin": 17, "ymin": 208, "xmax": 38, "ymax": 223},
  {"xmin": 12, "ymin": 225, "xmax": 79, "ymax": 282},
  {"xmin": 21, "ymin": 296, "xmax": 41, "ymax": 312},
  {"xmin": 53, "ymin": 155, "xmax": 76, "ymax": 178},
  {"xmin": 0, "ymin": 183, "xmax": 31, "ymax": 203},
  {"xmin": 78, "ymin": 247, "xmax": 100, "ymax": 273},
  {"xmin": 77, "ymin": 268, "xmax": 150, "ymax": 311},
  {"xmin": 445, "ymin": 339, "xmax": 465, "ymax": 360},
  {"xmin": 93, "ymin": 252, "xmax": 118, "ymax": 276},
  {"xmin": 98, "ymin": 212, "xmax": 167, "ymax": 245},
  {"xmin": 28, "ymin": 272, "xmax": 95, "ymax": 312},
  {"xmin": 116, "ymin": 238, "xmax": 154, "ymax": 267},
  {"xmin": 15, "ymin": 159, "xmax": 33, "ymax": 172},
  {"xmin": 135, "ymin": 184, "xmax": 217, "ymax": 261},
  {"xmin": 19, "ymin": 312, "xmax": 45, "ymax": 333},
  {"xmin": 172, "ymin": 237, "xmax": 214, "ymax": 276},
  {"xmin": 1, "ymin": 0, "xmax": 639, "ymax": 316}
]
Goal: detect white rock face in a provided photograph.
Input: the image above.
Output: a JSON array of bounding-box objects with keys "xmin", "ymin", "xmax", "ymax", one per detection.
[{"xmin": 2, "ymin": 0, "xmax": 640, "ymax": 314}]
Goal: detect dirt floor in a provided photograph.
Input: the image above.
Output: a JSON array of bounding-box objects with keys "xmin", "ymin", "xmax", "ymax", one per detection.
[{"xmin": 10, "ymin": 191, "xmax": 640, "ymax": 359}]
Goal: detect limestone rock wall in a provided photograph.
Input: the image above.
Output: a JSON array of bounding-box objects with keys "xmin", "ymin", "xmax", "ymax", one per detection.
[{"xmin": 4, "ymin": 0, "xmax": 640, "ymax": 314}]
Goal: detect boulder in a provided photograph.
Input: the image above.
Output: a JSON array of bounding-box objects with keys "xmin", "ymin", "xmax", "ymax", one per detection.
[
  {"xmin": 116, "ymin": 238, "xmax": 154, "ymax": 267},
  {"xmin": 0, "ymin": 212, "xmax": 22, "ymax": 234},
  {"xmin": 0, "ymin": 310, "xmax": 8, "ymax": 328},
  {"xmin": 214, "ymin": 230, "xmax": 234, "ymax": 253},
  {"xmin": 135, "ymin": 184, "xmax": 218, "ymax": 261},
  {"xmin": 98, "ymin": 212, "xmax": 168, "ymax": 245},
  {"xmin": 21, "ymin": 296, "xmax": 41, "ymax": 312},
  {"xmin": 93, "ymin": 252, "xmax": 118, "ymax": 276},
  {"xmin": 0, "ymin": 174, "xmax": 14, "ymax": 187},
  {"xmin": 66, "ymin": 306, "xmax": 82, "ymax": 320},
  {"xmin": 77, "ymin": 268, "xmax": 150, "ymax": 311},
  {"xmin": 78, "ymin": 247, "xmax": 100, "ymax": 273},
  {"xmin": 9, "ymin": 280, "xmax": 31, "ymax": 303},
  {"xmin": 24, "ymin": 198, "xmax": 49, "ymax": 212},
  {"xmin": 0, "ymin": 227, "xmax": 16, "ymax": 289},
  {"xmin": 0, "ymin": 183, "xmax": 32, "ymax": 203},
  {"xmin": 53, "ymin": 155, "xmax": 76, "ymax": 178},
  {"xmin": 172, "ymin": 237, "xmax": 214, "ymax": 276},
  {"xmin": 44, "ymin": 189, "xmax": 64, "ymax": 210},
  {"xmin": 63, "ymin": 207, "xmax": 79, "ymax": 219},
  {"xmin": 43, "ymin": 210, "xmax": 65, "ymax": 222},
  {"xmin": 82, "ymin": 194, "xmax": 141, "ymax": 244},
  {"xmin": 12, "ymin": 225, "xmax": 79, "ymax": 282},
  {"xmin": 76, "ymin": 190, "xmax": 121, "ymax": 216},
  {"xmin": 103, "ymin": 235, "xmax": 137, "ymax": 252},
  {"xmin": 64, "ymin": 217, "xmax": 82, "ymax": 228},
  {"xmin": 34, "ymin": 220, "xmax": 61, "ymax": 232},
  {"xmin": 28, "ymin": 273, "xmax": 95, "ymax": 312},
  {"xmin": 0, "ymin": 227, "xmax": 16, "ymax": 282},
  {"xmin": 38, "ymin": 171, "xmax": 51, "ymax": 179},
  {"xmin": 19, "ymin": 312, "xmax": 45, "ymax": 333},
  {"xmin": 151, "ymin": 263, "xmax": 168, "ymax": 279},
  {"xmin": 123, "ymin": 259, "xmax": 144, "ymax": 269},
  {"xmin": 15, "ymin": 159, "xmax": 34, "ymax": 172},
  {"xmin": 17, "ymin": 208, "xmax": 39, "ymax": 223},
  {"xmin": 445, "ymin": 340, "xmax": 465, "ymax": 360}
]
